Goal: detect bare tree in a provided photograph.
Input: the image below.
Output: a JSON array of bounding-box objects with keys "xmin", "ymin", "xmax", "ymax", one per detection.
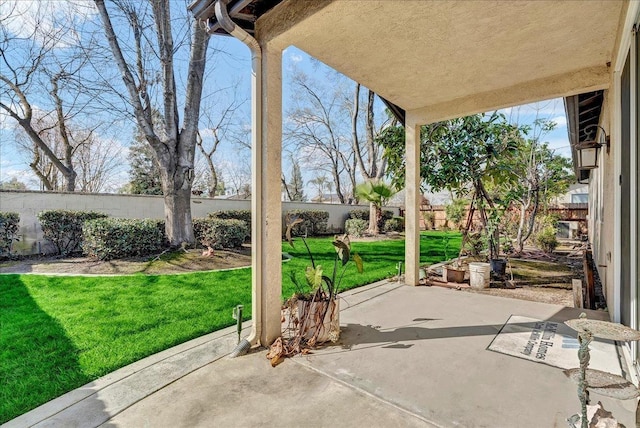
[
  {"xmin": 94, "ymin": 0, "xmax": 209, "ymax": 245},
  {"xmin": 74, "ymin": 134, "xmax": 124, "ymax": 193},
  {"xmin": 0, "ymin": 1, "xmax": 125, "ymax": 193},
  {"xmin": 221, "ymin": 157, "xmax": 251, "ymax": 198},
  {"xmin": 351, "ymin": 83, "xmax": 389, "ymax": 230},
  {"xmin": 13, "ymin": 112, "xmax": 63, "ymax": 191},
  {"xmin": 196, "ymin": 94, "xmax": 246, "ymax": 197},
  {"xmin": 0, "ymin": 1, "xmax": 100, "ymax": 191},
  {"xmin": 352, "ymin": 84, "xmax": 387, "ymax": 182},
  {"xmin": 13, "ymin": 111, "xmax": 121, "ymax": 192},
  {"xmin": 286, "ymin": 71, "xmax": 350, "ymax": 204},
  {"xmin": 286, "ymin": 69, "xmax": 388, "ymax": 207}
]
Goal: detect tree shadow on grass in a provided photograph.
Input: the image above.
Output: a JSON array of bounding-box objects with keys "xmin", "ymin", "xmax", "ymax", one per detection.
[{"xmin": 0, "ymin": 275, "xmax": 107, "ymax": 424}]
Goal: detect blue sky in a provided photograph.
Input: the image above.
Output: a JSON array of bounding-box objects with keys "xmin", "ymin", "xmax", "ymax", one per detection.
[{"xmin": 0, "ymin": 1, "xmax": 572, "ymax": 194}]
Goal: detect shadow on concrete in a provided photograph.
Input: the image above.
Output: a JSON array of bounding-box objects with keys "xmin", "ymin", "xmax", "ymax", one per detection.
[
  {"xmin": 331, "ymin": 306, "xmax": 609, "ymax": 353},
  {"xmin": 338, "ymin": 321, "xmax": 509, "ymax": 350}
]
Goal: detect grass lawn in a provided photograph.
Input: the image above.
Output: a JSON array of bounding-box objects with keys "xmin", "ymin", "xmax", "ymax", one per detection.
[{"xmin": 0, "ymin": 231, "xmax": 460, "ymax": 423}]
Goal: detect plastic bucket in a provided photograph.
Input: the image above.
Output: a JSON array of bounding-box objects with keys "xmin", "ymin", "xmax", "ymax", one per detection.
[
  {"xmin": 469, "ymin": 262, "xmax": 490, "ymax": 288},
  {"xmin": 490, "ymin": 259, "xmax": 507, "ymax": 276}
]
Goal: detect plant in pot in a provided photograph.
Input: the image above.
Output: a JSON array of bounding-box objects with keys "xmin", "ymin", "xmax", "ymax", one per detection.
[
  {"xmin": 441, "ymin": 231, "xmax": 466, "ymax": 283},
  {"xmin": 268, "ymin": 216, "xmax": 363, "ymax": 364}
]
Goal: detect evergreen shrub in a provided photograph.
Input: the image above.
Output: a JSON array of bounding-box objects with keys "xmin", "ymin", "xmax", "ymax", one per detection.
[
  {"xmin": 82, "ymin": 218, "xmax": 165, "ymax": 260},
  {"xmin": 344, "ymin": 219, "xmax": 368, "ymax": 237},
  {"xmin": 208, "ymin": 210, "xmax": 251, "ymax": 239},
  {"xmin": 194, "ymin": 218, "xmax": 248, "ymax": 249},
  {"xmin": 286, "ymin": 209, "xmax": 329, "ymax": 236},
  {"xmin": 38, "ymin": 210, "xmax": 108, "ymax": 255},
  {"xmin": 0, "ymin": 212, "xmax": 19, "ymax": 257},
  {"xmin": 384, "ymin": 216, "xmax": 405, "ymax": 232}
]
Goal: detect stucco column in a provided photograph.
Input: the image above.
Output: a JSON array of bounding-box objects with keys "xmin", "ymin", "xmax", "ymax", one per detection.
[
  {"xmin": 405, "ymin": 119, "xmax": 421, "ymax": 286},
  {"xmin": 251, "ymin": 43, "xmax": 282, "ymax": 346}
]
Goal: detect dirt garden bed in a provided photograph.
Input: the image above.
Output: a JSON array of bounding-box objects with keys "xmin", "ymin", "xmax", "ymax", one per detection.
[
  {"xmin": 0, "ymin": 247, "xmax": 252, "ymax": 275},
  {"xmin": 460, "ymin": 254, "xmax": 587, "ymax": 308}
]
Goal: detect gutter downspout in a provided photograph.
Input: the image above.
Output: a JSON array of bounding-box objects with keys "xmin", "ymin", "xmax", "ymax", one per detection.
[{"xmin": 214, "ymin": 0, "xmax": 263, "ymax": 350}]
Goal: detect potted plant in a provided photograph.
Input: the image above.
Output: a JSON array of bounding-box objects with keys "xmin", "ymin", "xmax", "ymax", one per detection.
[
  {"xmin": 441, "ymin": 231, "xmax": 466, "ymax": 283},
  {"xmin": 445, "ymin": 263, "xmax": 466, "ymax": 283},
  {"xmin": 275, "ymin": 216, "xmax": 363, "ymax": 359}
]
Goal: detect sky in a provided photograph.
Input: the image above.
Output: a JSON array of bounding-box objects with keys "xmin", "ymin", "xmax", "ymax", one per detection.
[{"xmin": 0, "ymin": 1, "xmax": 573, "ymax": 196}]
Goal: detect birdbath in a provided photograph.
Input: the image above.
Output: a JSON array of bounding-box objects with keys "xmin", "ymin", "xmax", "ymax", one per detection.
[{"xmin": 564, "ymin": 313, "xmax": 640, "ymax": 427}]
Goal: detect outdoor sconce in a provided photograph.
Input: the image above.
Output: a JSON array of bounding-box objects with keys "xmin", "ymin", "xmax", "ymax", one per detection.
[{"xmin": 575, "ymin": 124, "xmax": 610, "ymax": 170}]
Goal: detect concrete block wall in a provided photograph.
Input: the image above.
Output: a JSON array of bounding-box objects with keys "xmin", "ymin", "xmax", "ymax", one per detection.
[{"xmin": 0, "ymin": 190, "xmax": 400, "ymax": 255}]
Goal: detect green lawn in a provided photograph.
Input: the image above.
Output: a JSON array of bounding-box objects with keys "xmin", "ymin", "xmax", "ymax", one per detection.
[{"xmin": 0, "ymin": 231, "xmax": 460, "ymax": 423}]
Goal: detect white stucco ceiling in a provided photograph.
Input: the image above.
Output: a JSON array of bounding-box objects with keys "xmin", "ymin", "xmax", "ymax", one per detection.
[{"xmin": 259, "ymin": 0, "xmax": 625, "ymax": 122}]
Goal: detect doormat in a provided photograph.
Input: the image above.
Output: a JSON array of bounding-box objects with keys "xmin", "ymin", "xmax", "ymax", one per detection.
[{"xmin": 487, "ymin": 315, "xmax": 620, "ymax": 372}]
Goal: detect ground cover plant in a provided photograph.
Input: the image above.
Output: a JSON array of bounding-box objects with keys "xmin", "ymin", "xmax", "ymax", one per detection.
[{"xmin": 0, "ymin": 231, "xmax": 459, "ymax": 423}]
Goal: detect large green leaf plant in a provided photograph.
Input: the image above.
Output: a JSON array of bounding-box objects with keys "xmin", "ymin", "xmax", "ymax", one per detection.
[{"xmin": 285, "ymin": 215, "xmax": 363, "ymax": 302}]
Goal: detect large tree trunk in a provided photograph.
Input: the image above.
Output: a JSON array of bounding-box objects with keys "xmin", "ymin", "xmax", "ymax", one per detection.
[
  {"xmin": 208, "ymin": 167, "xmax": 219, "ymax": 198},
  {"xmin": 368, "ymin": 202, "xmax": 379, "ymax": 235},
  {"xmin": 522, "ymin": 189, "xmax": 540, "ymax": 245},
  {"xmin": 95, "ymin": 0, "xmax": 208, "ymax": 246},
  {"xmin": 330, "ymin": 161, "xmax": 346, "ymax": 204},
  {"xmin": 158, "ymin": 150, "xmax": 195, "ymax": 245},
  {"xmin": 163, "ymin": 188, "xmax": 194, "ymax": 246}
]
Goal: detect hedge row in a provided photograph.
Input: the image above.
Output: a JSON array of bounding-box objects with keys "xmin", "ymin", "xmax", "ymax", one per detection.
[
  {"xmin": 33, "ymin": 207, "xmax": 336, "ymax": 259},
  {"xmin": 286, "ymin": 209, "xmax": 329, "ymax": 236},
  {"xmin": 82, "ymin": 218, "xmax": 165, "ymax": 260},
  {"xmin": 384, "ymin": 216, "xmax": 405, "ymax": 233},
  {"xmin": 194, "ymin": 218, "xmax": 248, "ymax": 250},
  {"xmin": 37, "ymin": 210, "xmax": 108, "ymax": 256},
  {"xmin": 348, "ymin": 209, "xmax": 395, "ymax": 230},
  {"xmin": 344, "ymin": 218, "xmax": 367, "ymax": 238},
  {"xmin": 0, "ymin": 212, "xmax": 19, "ymax": 257},
  {"xmin": 208, "ymin": 210, "xmax": 251, "ymax": 240}
]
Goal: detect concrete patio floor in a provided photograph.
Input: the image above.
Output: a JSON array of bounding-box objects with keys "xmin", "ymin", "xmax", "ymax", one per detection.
[{"xmin": 6, "ymin": 281, "xmax": 638, "ymax": 428}]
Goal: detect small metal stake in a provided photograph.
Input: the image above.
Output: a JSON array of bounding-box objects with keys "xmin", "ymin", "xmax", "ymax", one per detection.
[
  {"xmin": 232, "ymin": 305, "xmax": 243, "ymax": 344},
  {"xmin": 397, "ymin": 261, "xmax": 403, "ymax": 278}
]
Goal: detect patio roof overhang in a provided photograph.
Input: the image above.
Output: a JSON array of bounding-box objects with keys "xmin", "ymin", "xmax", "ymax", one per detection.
[
  {"xmin": 193, "ymin": 0, "xmax": 625, "ymax": 125},
  {"xmin": 188, "ymin": 0, "xmax": 632, "ymax": 347}
]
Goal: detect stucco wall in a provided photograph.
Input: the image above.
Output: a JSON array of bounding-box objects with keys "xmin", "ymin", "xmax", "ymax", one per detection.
[
  {"xmin": 0, "ymin": 190, "xmax": 399, "ymax": 255},
  {"xmin": 553, "ymin": 183, "xmax": 589, "ymax": 204},
  {"xmin": 590, "ymin": 93, "xmax": 615, "ymax": 311}
]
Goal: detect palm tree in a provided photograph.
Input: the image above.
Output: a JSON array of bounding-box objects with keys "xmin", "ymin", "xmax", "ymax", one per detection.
[
  {"xmin": 309, "ymin": 175, "xmax": 328, "ymax": 202},
  {"xmin": 355, "ymin": 180, "xmax": 397, "ymax": 235}
]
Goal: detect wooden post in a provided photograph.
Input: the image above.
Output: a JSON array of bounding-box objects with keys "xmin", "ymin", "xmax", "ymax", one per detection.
[
  {"xmin": 572, "ymin": 279, "xmax": 584, "ymax": 309},
  {"xmin": 583, "ymin": 250, "xmax": 596, "ymax": 309}
]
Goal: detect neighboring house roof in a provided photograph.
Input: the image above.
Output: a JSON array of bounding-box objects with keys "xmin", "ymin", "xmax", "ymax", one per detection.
[{"xmin": 310, "ymin": 193, "xmax": 343, "ymax": 203}]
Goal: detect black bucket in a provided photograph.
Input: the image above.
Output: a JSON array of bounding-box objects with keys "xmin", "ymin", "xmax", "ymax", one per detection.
[{"xmin": 490, "ymin": 259, "xmax": 507, "ymax": 276}]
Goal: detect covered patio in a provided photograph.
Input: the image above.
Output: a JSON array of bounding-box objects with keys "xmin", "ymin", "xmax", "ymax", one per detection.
[
  {"xmin": 186, "ymin": 0, "xmax": 634, "ymax": 350},
  {"xmin": 9, "ymin": 283, "xmax": 636, "ymax": 427}
]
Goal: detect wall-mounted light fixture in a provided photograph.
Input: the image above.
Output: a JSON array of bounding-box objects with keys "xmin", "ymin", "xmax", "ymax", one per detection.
[
  {"xmin": 576, "ymin": 169, "xmax": 590, "ymax": 184},
  {"xmin": 576, "ymin": 124, "xmax": 610, "ymax": 170}
]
